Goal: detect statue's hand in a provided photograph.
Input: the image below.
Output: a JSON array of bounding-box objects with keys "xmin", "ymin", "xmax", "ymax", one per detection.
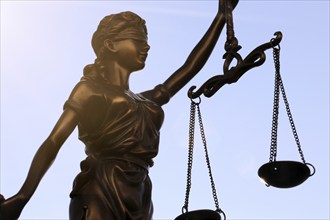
[
  {"xmin": 219, "ymin": 0, "xmax": 239, "ymax": 12},
  {"xmin": 0, "ymin": 194, "xmax": 27, "ymax": 220}
]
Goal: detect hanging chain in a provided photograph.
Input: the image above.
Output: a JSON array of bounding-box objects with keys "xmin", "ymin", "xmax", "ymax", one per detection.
[
  {"xmin": 183, "ymin": 100, "xmax": 196, "ymax": 213},
  {"xmin": 196, "ymin": 103, "xmax": 225, "ymax": 218},
  {"xmin": 183, "ymin": 98, "xmax": 225, "ymax": 219},
  {"xmin": 269, "ymin": 44, "xmax": 306, "ymax": 163},
  {"xmin": 269, "ymin": 46, "xmax": 280, "ymax": 162}
]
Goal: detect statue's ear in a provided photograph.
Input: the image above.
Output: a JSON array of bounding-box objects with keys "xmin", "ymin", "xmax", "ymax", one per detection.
[{"xmin": 104, "ymin": 39, "xmax": 117, "ymax": 53}]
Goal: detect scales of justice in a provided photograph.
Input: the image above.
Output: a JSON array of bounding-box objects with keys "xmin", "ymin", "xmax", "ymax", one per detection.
[{"xmin": 0, "ymin": 0, "xmax": 315, "ymax": 219}]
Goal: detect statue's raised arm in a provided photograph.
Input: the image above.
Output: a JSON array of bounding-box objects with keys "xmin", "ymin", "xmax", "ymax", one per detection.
[{"xmin": 162, "ymin": 0, "xmax": 238, "ymax": 100}]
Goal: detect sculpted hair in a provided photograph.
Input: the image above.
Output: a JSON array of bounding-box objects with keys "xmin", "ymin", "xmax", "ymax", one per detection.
[{"xmin": 83, "ymin": 11, "xmax": 147, "ymax": 83}]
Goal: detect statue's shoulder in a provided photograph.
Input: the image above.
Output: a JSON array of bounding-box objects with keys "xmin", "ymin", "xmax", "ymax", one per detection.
[
  {"xmin": 71, "ymin": 78, "xmax": 100, "ymax": 94},
  {"xmin": 67, "ymin": 79, "xmax": 103, "ymax": 104}
]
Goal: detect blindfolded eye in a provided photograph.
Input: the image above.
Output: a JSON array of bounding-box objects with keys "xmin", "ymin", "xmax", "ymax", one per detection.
[{"xmin": 113, "ymin": 27, "xmax": 147, "ymax": 42}]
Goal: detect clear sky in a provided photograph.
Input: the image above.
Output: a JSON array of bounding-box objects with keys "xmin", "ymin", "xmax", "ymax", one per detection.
[{"xmin": 1, "ymin": 1, "xmax": 329, "ymax": 219}]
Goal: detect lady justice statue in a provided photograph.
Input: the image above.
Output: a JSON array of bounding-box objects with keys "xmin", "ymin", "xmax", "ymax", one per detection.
[{"xmin": 0, "ymin": 1, "xmax": 238, "ymax": 219}]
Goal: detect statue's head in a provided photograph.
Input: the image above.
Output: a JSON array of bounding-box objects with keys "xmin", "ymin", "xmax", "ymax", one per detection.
[{"xmin": 91, "ymin": 11, "xmax": 148, "ymax": 58}]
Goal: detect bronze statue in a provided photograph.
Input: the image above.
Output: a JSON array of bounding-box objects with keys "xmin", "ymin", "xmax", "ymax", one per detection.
[{"xmin": 0, "ymin": 1, "xmax": 238, "ymax": 219}]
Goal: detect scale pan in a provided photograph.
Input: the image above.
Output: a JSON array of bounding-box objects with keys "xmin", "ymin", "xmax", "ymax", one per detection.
[
  {"xmin": 175, "ymin": 209, "xmax": 221, "ymax": 220},
  {"xmin": 258, "ymin": 161, "xmax": 315, "ymax": 188}
]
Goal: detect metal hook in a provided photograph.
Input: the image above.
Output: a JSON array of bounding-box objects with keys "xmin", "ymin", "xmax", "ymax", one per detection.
[
  {"xmin": 270, "ymin": 37, "xmax": 281, "ymax": 50},
  {"xmin": 188, "ymin": 86, "xmax": 202, "ymax": 104},
  {"xmin": 306, "ymin": 163, "xmax": 316, "ymax": 176},
  {"xmin": 217, "ymin": 208, "xmax": 227, "ymax": 220},
  {"xmin": 181, "ymin": 206, "xmax": 188, "ymax": 214}
]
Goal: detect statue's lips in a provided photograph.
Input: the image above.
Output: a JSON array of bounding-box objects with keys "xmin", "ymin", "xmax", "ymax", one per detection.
[{"xmin": 139, "ymin": 53, "xmax": 148, "ymax": 61}]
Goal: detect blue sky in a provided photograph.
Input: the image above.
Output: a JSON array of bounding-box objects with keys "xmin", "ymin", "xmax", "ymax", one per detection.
[{"xmin": 1, "ymin": 1, "xmax": 329, "ymax": 219}]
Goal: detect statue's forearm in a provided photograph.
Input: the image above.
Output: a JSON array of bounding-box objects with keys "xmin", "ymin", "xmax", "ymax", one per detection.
[
  {"xmin": 17, "ymin": 109, "xmax": 78, "ymax": 200},
  {"xmin": 17, "ymin": 138, "xmax": 60, "ymax": 200},
  {"xmin": 163, "ymin": 12, "xmax": 226, "ymax": 98}
]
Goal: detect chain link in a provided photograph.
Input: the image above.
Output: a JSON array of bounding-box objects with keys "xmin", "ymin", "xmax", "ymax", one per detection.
[{"xmin": 269, "ymin": 46, "xmax": 306, "ymax": 163}]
